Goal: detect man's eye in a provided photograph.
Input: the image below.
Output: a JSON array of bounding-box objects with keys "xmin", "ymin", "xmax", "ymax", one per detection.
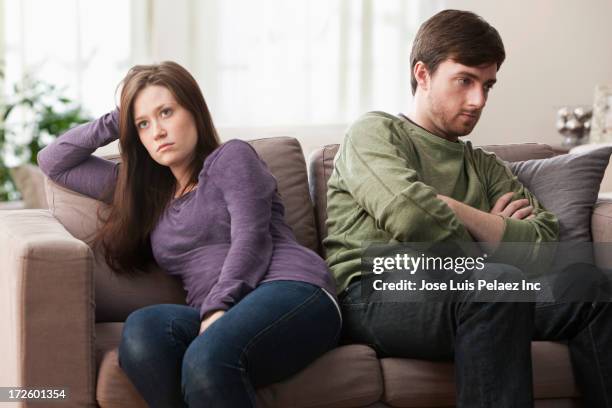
[
  {"xmin": 137, "ymin": 121, "xmax": 148, "ymax": 129},
  {"xmin": 161, "ymin": 108, "xmax": 172, "ymax": 117},
  {"xmin": 458, "ymin": 78, "xmax": 471, "ymax": 86}
]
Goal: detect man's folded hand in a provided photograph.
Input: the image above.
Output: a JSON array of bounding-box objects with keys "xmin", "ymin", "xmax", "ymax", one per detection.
[{"xmin": 490, "ymin": 192, "xmax": 535, "ymax": 220}]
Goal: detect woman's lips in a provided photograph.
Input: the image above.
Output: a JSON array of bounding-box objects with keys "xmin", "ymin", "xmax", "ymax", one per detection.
[{"xmin": 158, "ymin": 143, "xmax": 174, "ymax": 152}]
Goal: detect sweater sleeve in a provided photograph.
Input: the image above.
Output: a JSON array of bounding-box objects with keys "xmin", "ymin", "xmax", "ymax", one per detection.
[
  {"xmin": 199, "ymin": 140, "xmax": 275, "ymax": 319},
  {"xmin": 36, "ymin": 108, "xmax": 120, "ymax": 204},
  {"xmin": 473, "ymin": 147, "xmax": 559, "ymax": 242},
  {"xmin": 471, "ymin": 147, "xmax": 559, "ymax": 263},
  {"xmin": 335, "ymin": 115, "xmax": 473, "ymax": 242}
]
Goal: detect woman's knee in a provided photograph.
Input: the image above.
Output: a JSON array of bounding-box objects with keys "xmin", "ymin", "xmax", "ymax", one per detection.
[
  {"xmin": 181, "ymin": 336, "xmax": 244, "ymax": 394},
  {"xmin": 119, "ymin": 304, "xmax": 180, "ymax": 365},
  {"xmin": 183, "ymin": 335, "xmax": 241, "ymax": 374}
]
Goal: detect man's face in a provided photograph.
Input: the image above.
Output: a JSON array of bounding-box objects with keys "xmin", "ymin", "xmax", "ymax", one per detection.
[{"xmin": 422, "ymin": 59, "xmax": 498, "ymax": 139}]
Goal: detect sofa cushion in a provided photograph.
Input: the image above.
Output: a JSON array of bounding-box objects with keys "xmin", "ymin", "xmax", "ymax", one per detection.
[
  {"xmin": 96, "ymin": 323, "xmax": 383, "ymax": 408},
  {"xmin": 478, "ymin": 143, "xmax": 555, "ymax": 162},
  {"xmin": 308, "ymin": 143, "xmax": 555, "ymax": 251},
  {"xmin": 44, "ymin": 137, "xmax": 318, "ymax": 322},
  {"xmin": 570, "ymin": 142, "xmax": 612, "ymax": 193},
  {"xmin": 256, "ymin": 344, "xmax": 384, "ymax": 408},
  {"xmin": 10, "ymin": 163, "xmax": 47, "ymax": 209},
  {"xmin": 96, "ymin": 323, "xmax": 147, "ymax": 408},
  {"xmin": 592, "ymin": 201, "xmax": 612, "ymax": 268},
  {"xmin": 380, "ymin": 341, "xmax": 579, "ymax": 407},
  {"xmin": 508, "ymin": 146, "xmax": 612, "ymax": 241},
  {"xmin": 308, "ymin": 145, "xmax": 340, "ymax": 256},
  {"xmin": 248, "ymin": 137, "xmax": 318, "ymax": 252}
]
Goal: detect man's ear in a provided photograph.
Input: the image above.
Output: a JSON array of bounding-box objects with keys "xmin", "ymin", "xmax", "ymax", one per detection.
[{"xmin": 413, "ymin": 61, "xmax": 430, "ymax": 91}]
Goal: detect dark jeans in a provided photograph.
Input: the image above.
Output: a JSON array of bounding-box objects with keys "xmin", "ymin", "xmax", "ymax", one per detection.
[
  {"xmin": 341, "ymin": 263, "xmax": 612, "ymax": 408},
  {"xmin": 118, "ymin": 280, "xmax": 341, "ymax": 408}
]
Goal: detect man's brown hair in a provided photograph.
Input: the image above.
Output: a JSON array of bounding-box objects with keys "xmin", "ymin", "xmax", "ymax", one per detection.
[{"xmin": 410, "ymin": 9, "xmax": 505, "ymax": 95}]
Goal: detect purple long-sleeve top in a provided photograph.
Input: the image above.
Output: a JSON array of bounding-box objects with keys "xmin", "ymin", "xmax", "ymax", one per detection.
[{"xmin": 37, "ymin": 109, "xmax": 337, "ymax": 319}]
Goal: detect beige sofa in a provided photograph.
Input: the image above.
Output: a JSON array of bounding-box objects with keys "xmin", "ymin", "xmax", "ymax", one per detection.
[{"xmin": 1, "ymin": 137, "xmax": 610, "ymax": 407}]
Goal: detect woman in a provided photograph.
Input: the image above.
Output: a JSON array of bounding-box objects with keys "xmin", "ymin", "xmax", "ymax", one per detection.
[{"xmin": 37, "ymin": 61, "xmax": 341, "ymax": 407}]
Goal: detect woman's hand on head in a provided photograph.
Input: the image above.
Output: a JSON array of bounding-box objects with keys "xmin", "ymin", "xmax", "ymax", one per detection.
[{"xmin": 199, "ymin": 310, "xmax": 226, "ymax": 335}]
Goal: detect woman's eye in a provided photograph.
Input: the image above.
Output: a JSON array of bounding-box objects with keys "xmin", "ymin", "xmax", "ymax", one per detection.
[
  {"xmin": 137, "ymin": 120, "xmax": 148, "ymax": 129},
  {"xmin": 161, "ymin": 108, "xmax": 172, "ymax": 117}
]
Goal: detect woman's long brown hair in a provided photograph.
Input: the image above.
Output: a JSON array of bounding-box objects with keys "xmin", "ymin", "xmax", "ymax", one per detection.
[{"xmin": 93, "ymin": 61, "xmax": 220, "ymax": 276}]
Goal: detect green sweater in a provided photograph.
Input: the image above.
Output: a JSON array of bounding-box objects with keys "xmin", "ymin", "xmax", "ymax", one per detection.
[{"xmin": 324, "ymin": 111, "xmax": 559, "ymax": 293}]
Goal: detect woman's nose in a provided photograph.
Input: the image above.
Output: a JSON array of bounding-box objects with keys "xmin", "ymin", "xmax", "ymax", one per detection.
[{"xmin": 152, "ymin": 121, "xmax": 167, "ymax": 139}]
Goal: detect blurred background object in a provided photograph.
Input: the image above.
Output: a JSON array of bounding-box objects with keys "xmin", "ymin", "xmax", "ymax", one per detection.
[
  {"xmin": 590, "ymin": 85, "xmax": 612, "ymax": 144},
  {"xmin": 0, "ymin": 65, "xmax": 90, "ymax": 203},
  {"xmin": 556, "ymin": 105, "xmax": 592, "ymax": 147}
]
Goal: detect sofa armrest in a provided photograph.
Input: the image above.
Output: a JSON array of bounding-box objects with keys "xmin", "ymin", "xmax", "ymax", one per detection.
[
  {"xmin": 0, "ymin": 210, "xmax": 95, "ymax": 407},
  {"xmin": 592, "ymin": 201, "xmax": 612, "ymax": 268}
]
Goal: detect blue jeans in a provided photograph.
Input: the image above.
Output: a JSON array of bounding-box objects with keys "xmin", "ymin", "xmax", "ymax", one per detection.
[
  {"xmin": 341, "ymin": 263, "xmax": 612, "ymax": 407},
  {"xmin": 118, "ymin": 281, "xmax": 341, "ymax": 407}
]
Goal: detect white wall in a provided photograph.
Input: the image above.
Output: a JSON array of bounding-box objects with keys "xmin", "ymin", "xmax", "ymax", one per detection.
[
  {"xmin": 96, "ymin": 0, "xmax": 612, "ymax": 159},
  {"xmin": 446, "ymin": 0, "xmax": 612, "ymax": 147}
]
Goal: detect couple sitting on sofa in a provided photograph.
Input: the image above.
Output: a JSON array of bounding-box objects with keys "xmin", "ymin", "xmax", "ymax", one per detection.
[{"xmin": 37, "ymin": 9, "xmax": 611, "ymax": 408}]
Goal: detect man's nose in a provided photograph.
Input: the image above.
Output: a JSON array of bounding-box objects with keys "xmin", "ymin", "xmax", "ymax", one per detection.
[{"xmin": 467, "ymin": 86, "xmax": 487, "ymax": 109}]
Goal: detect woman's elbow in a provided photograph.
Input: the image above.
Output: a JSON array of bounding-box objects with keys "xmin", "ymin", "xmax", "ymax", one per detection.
[{"xmin": 36, "ymin": 149, "xmax": 51, "ymax": 175}]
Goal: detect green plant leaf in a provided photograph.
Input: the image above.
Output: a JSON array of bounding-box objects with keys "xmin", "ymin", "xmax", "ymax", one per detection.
[{"xmin": 0, "ymin": 72, "xmax": 91, "ymax": 199}]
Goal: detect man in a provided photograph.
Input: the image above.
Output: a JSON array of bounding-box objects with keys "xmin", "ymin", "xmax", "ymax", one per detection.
[{"xmin": 325, "ymin": 9, "xmax": 611, "ymax": 407}]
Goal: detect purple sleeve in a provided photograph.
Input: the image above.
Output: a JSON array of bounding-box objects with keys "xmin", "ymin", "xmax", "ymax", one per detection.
[
  {"xmin": 37, "ymin": 109, "xmax": 120, "ymax": 204},
  {"xmin": 199, "ymin": 140, "xmax": 276, "ymax": 319}
]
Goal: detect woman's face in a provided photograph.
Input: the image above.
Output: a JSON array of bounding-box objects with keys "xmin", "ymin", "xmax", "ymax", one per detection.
[{"xmin": 133, "ymin": 85, "xmax": 198, "ymax": 170}]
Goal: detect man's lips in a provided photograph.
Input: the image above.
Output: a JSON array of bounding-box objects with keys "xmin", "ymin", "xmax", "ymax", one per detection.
[
  {"xmin": 157, "ymin": 143, "xmax": 174, "ymax": 152},
  {"xmin": 459, "ymin": 112, "xmax": 479, "ymax": 121}
]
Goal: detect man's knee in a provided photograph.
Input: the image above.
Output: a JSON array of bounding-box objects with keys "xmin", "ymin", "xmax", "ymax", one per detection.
[
  {"xmin": 456, "ymin": 264, "xmax": 534, "ymax": 321},
  {"xmin": 474, "ymin": 262, "xmax": 524, "ymax": 281},
  {"xmin": 458, "ymin": 263, "xmax": 533, "ymax": 302},
  {"xmin": 552, "ymin": 262, "xmax": 608, "ymax": 302}
]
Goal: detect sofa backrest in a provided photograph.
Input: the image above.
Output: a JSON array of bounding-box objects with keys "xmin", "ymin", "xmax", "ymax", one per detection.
[
  {"xmin": 307, "ymin": 142, "xmax": 555, "ymax": 257},
  {"xmin": 44, "ymin": 136, "xmax": 317, "ymax": 322},
  {"xmin": 249, "ymin": 137, "xmax": 318, "ymax": 250}
]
